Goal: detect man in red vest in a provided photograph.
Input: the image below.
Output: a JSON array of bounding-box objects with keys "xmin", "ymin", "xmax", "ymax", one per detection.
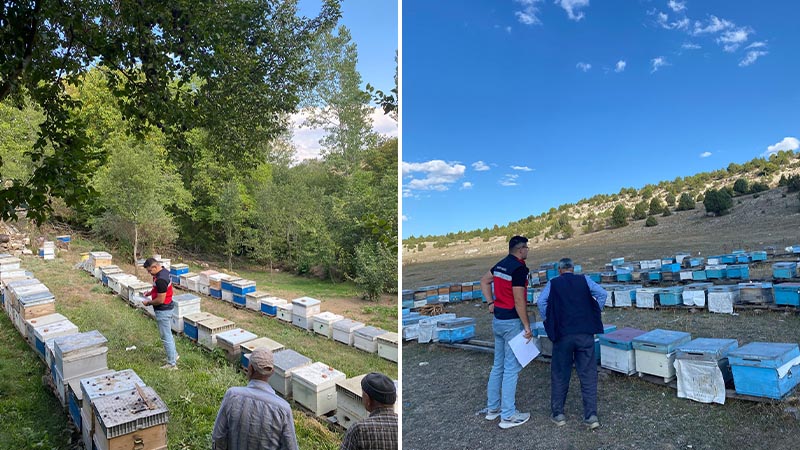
[{"xmin": 143, "ymin": 257, "xmax": 178, "ymax": 369}]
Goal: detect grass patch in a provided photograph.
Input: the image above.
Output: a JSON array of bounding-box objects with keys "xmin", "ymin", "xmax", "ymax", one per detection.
[{"xmin": 4, "ymin": 249, "xmax": 397, "ymax": 449}]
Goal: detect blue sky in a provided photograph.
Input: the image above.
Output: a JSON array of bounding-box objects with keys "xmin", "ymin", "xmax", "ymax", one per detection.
[
  {"xmin": 401, "ymin": 0, "xmax": 800, "ymax": 239},
  {"xmin": 293, "ymin": 0, "xmax": 398, "ymax": 159}
]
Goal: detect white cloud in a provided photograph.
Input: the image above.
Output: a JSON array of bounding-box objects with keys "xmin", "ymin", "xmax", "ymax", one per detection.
[
  {"xmin": 472, "ymin": 160, "xmax": 490, "ymax": 171},
  {"xmin": 718, "ymin": 27, "xmax": 752, "ymax": 52},
  {"xmin": 656, "ymin": 12, "xmax": 689, "ymax": 30},
  {"xmin": 739, "ymin": 50, "xmax": 767, "ymax": 67},
  {"xmin": 700, "ymin": 151, "xmax": 712, "ymax": 158},
  {"xmin": 506, "ymin": 26, "xmax": 513, "ymax": 33},
  {"xmin": 402, "ymin": 214, "xmax": 408, "ymax": 222},
  {"xmin": 576, "ymin": 62, "xmax": 592, "ymax": 72},
  {"xmin": 499, "ymin": 174, "xmax": 519, "ymax": 187},
  {"xmin": 556, "ymin": 0, "xmax": 590, "ymax": 22},
  {"xmin": 668, "ymin": 0, "xmax": 686, "ymax": 13},
  {"xmin": 746, "ymin": 41, "xmax": 767, "ymax": 49},
  {"xmin": 402, "ymin": 160, "xmax": 466, "ymax": 194},
  {"xmin": 650, "ymin": 57, "xmax": 669, "ymax": 73},
  {"xmin": 511, "ymin": 165, "xmax": 533, "ymax": 172},
  {"xmin": 763, "ymin": 137, "xmax": 799, "ymax": 157},
  {"xmin": 681, "ymin": 42, "xmax": 701, "ymax": 50},
  {"xmin": 291, "ymin": 107, "xmax": 397, "ymax": 161},
  {"xmin": 615, "ymin": 60, "xmax": 626, "ymax": 72},
  {"xmin": 514, "ymin": 0, "xmax": 544, "ymax": 25},
  {"xmin": 692, "ymin": 15, "xmax": 734, "ymax": 35},
  {"xmin": 461, "ymin": 182, "xmax": 473, "ymax": 189}
]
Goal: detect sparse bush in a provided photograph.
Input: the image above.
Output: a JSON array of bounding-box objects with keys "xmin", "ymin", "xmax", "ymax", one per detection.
[
  {"xmin": 665, "ymin": 193, "xmax": 676, "ymax": 206},
  {"xmin": 645, "ymin": 215, "xmax": 658, "ymax": 227},
  {"xmin": 704, "ymin": 189, "xmax": 733, "ymax": 216},
  {"xmin": 353, "ymin": 241, "xmax": 396, "ymax": 301},
  {"xmin": 417, "ymin": 242, "xmax": 426, "ymax": 252},
  {"xmin": 677, "ymin": 193, "xmax": 696, "ymax": 211},
  {"xmin": 733, "ymin": 178, "xmax": 749, "ymax": 195},
  {"xmin": 750, "ymin": 181, "xmax": 769, "ymax": 193}
]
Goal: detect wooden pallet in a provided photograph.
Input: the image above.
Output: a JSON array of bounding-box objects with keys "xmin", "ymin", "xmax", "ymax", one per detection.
[{"xmin": 415, "ymin": 304, "xmax": 445, "ymax": 316}]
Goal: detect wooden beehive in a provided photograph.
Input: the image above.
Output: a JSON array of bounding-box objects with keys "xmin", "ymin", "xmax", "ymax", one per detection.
[
  {"xmin": 182, "ymin": 312, "xmax": 216, "ymax": 342},
  {"xmin": 92, "ymin": 386, "xmax": 169, "ymax": 450}
]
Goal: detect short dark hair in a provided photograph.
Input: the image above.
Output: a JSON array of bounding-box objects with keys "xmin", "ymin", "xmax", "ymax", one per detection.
[
  {"xmin": 508, "ymin": 235, "xmax": 528, "ymax": 252},
  {"xmin": 143, "ymin": 257, "xmax": 159, "ymax": 269}
]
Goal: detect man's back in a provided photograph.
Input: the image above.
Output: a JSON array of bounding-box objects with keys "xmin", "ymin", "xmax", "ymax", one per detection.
[
  {"xmin": 213, "ymin": 380, "xmax": 298, "ymax": 450},
  {"xmin": 340, "ymin": 407, "xmax": 398, "ymax": 450}
]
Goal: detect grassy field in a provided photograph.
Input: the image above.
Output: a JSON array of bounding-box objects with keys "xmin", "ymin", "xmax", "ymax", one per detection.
[{"xmin": 0, "ymin": 242, "xmax": 397, "ymax": 450}]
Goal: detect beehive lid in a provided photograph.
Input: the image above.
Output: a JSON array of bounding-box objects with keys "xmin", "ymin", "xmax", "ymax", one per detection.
[
  {"xmin": 128, "ymin": 280, "xmax": 151, "ymax": 289},
  {"xmin": 684, "ymin": 283, "xmax": 713, "ymax": 290},
  {"xmin": 224, "ymin": 277, "xmax": 243, "ymax": 284},
  {"xmin": 292, "ymin": 296, "xmax": 321, "ymax": 308},
  {"xmin": 598, "ymin": 327, "xmax": 647, "ymax": 346},
  {"xmin": 182, "ymin": 312, "xmax": 216, "ymax": 325},
  {"xmin": 241, "ymin": 337, "xmax": 284, "ymax": 353},
  {"xmin": 26, "ymin": 313, "xmax": 68, "ymax": 329},
  {"xmin": 216, "ymin": 328, "xmax": 257, "ymax": 346},
  {"xmin": 8, "ymin": 278, "xmax": 44, "ymax": 290},
  {"xmin": 438, "ymin": 318, "xmax": 475, "ymax": 329},
  {"xmin": 69, "ymin": 368, "xmax": 115, "ymax": 402},
  {"xmin": 198, "ymin": 317, "xmax": 234, "ymax": 331},
  {"xmin": 676, "ymin": 338, "xmax": 739, "ymax": 360},
  {"xmin": 89, "ymin": 252, "xmax": 112, "ymax": 258},
  {"xmin": 773, "ymin": 262, "xmax": 797, "ymax": 268},
  {"xmin": 728, "ymin": 342, "xmax": 800, "ymax": 368},
  {"xmin": 273, "ymin": 349, "xmax": 312, "ymax": 371},
  {"xmin": 172, "ymin": 293, "xmax": 201, "ymax": 304},
  {"xmin": 632, "ymin": 329, "xmax": 691, "ymax": 353},
  {"xmin": 180, "ymin": 272, "xmax": 199, "ymax": 280},
  {"xmin": 34, "ymin": 320, "xmax": 78, "ymax": 341},
  {"xmin": 246, "ymin": 291, "xmax": 270, "ymax": 299},
  {"xmin": 17, "ymin": 290, "xmax": 55, "ymax": 306},
  {"xmin": 232, "ymin": 279, "xmax": 256, "ymax": 288},
  {"xmin": 291, "ymin": 362, "xmax": 345, "ymax": 389},
  {"xmin": 262, "ymin": 297, "xmax": 288, "ymax": 307},
  {"xmin": 336, "ymin": 374, "xmax": 367, "ymax": 396},
  {"xmin": 81, "ymin": 369, "xmax": 146, "ymax": 402},
  {"xmin": 209, "ymin": 273, "xmax": 232, "ymax": 281},
  {"xmin": 277, "ymin": 303, "xmax": 293, "ymax": 311},
  {"xmin": 0, "ymin": 256, "xmax": 22, "ymax": 265},
  {"xmin": 377, "ymin": 332, "xmax": 399, "ymax": 344},
  {"xmin": 93, "ymin": 386, "xmax": 169, "ymax": 438},
  {"xmin": 54, "ymin": 330, "xmax": 108, "ymax": 357},
  {"xmin": 313, "ymin": 312, "xmax": 343, "ymax": 323},
  {"xmin": 708, "ymin": 285, "xmax": 739, "ymax": 292},
  {"xmin": 171, "ymin": 263, "xmax": 189, "ymax": 270},
  {"xmin": 738, "ymin": 282, "xmax": 773, "ymax": 289},
  {"xmin": 199, "ymin": 270, "xmax": 219, "ymax": 277},
  {"xmin": 774, "ymin": 283, "xmax": 800, "ymax": 290},
  {"xmin": 333, "ymin": 319, "xmax": 365, "ymax": 332},
  {"xmin": 354, "ymin": 326, "xmax": 387, "ymax": 339},
  {"xmin": 100, "ymin": 265, "xmax": 121, "ymax": 273},
  {"xmin": 107, "ymin": 273, "xmax": 136, "ymax": 282}
]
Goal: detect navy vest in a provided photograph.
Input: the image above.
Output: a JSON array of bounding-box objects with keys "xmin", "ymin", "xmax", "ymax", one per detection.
[{"xmin": 543, "ymin": 273, "xmax": 603, "ymax": 342}]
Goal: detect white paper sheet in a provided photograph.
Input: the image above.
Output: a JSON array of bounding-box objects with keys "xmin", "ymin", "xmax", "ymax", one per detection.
[{"xmin": 510, "ymin": 331, "xmax": 541, "ymax": 368}]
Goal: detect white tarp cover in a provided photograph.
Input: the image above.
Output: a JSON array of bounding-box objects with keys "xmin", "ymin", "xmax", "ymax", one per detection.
[
  {"xmin": 683, "ymin": 290, "xmax": 706, "ymax": 307},
  {"xmin": 674, "ymin": 359, "xmax": 726, "ymax": 404}
]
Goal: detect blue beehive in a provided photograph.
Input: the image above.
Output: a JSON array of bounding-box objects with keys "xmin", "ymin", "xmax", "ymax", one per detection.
[
  {"xmin": 473, "ymin": 282, "xmax": 484, "ymax": 301},
  {"xmin": 611, "ymin": 257, "xmax": 625, "ymax": 267},
  {"xmin": 791, "ymin": 245, "xmax": 800, "ymax": 254},
  {"xmin": 437, "ymin": 317, "xmax": 476, "ymax": 343},
  {"xmin": 728, "ymin": 342, "xmax": 800, "ymax": 399},
  {"xmin": 574, "ymin": 264, "xmax": 582, "ymax": 274},
  {"xmin": 210, "ymin": 288, "xmax": 222, "ymax": 299},
  {"xmin": 632, "ymin": 329, "xmax": 692, "ymax": 354},
  {"xmin": 231, "ymin": 279, "xmax": 256, "ymax": 295},
  {"xmin": 232, "ymin": 294, "xmax": 246, "ymax": 306},
  {"xmin": 661, "ymin": 257, "xmax": 676, "ymax": 265},
  {"xmin": 657, "ymin": 286, "xmax": 684, "ymax": 306},
  {"xmin": 705, "ymin": 265, "xmax": 727, "ymax": 279},
  {"xmin": 546, "ymin": 269, "xmax": 558, "ymax": 280},
  {"xmin": 735, "ymin": 253, "xmax": 750, "ymax": 264},
  {"xmin": 720, "ymin": 254, "xmax": 736, "ymax": 264},
  {"xmin": 461, "ymin": 283, "xmax": 473, "ymax": 301},
  {"xmin": 749, "ymin": 251, "xmax": 767, "ymax": 262},
  {"xmin": 773, "ymin": 262, "xmax": 798, "ymax": 279},
  {"xmin": 774, "ymin": 283, "xmax": 800, "ymax": 306},
  {"xmin": 594, "ymin": 324, "xmax": 617, "ymax": 363},
  {"xmin": 692, "ymin": 270, "xmax": 707, "ymax": 281},
  {"xmin": 449, "ymin": 285, "xmax": 462, "ymax": 303},
  {"xmin": 402, "ymin": 299, "xmax": 414, "ymax": 309},
  {"xmin": 587, "ymin": 273, "xmax": 602, "ymax": 283},
  {"xmin": 688, "ymin": 257, "xmax": 704, "ymax": 267},
  {"xmin": 647, "ymin": 271, "xmax": 662, "ymax": 281},
  {"xmin": 616, "ymin": 272, "xmax": 632, "ymax": 282},
  {"xmin": 661, "ymin": 263, "xmax": 681, "ymax": 273},
  {"xmin": 726, "ymin": 264, "xmax": 749, "ymax": 279},
  {"xmin": 170, "ymin": 263, "xmax": 189, "ymax": 284}
]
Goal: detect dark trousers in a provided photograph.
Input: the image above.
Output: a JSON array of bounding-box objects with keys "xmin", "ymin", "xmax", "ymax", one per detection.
[{"xmin": 550, "ymin": 333, "xmax": 598, "ymax": 420}]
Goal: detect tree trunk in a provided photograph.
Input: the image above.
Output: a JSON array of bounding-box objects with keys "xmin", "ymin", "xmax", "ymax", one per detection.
[{"xmin": 133, "ymin": 224, "xmax": 139, "ymax": 276}]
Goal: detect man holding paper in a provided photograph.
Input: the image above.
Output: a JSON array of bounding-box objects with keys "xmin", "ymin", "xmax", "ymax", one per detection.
[
  {"xmin": 538, "ymin": 258, "xmax": 607, "ymax": 430},
  {"xmin": 480, "ymin": 235, "xmax": 533, "ymax": 429}
]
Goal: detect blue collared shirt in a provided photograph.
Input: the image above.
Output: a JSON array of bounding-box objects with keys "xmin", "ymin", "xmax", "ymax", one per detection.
[
  {"xmin": 212, "ymin": 379, "xmax": 298, "ymax": 450},
  {"xmin": 537, "ymin": 273, "xmax": 607, "ymax": 318}
]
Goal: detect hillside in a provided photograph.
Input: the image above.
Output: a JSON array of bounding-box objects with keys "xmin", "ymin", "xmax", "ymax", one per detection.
[{"xmin": 402, "ymin": 185, "xmax": 800, "ymax": 287}]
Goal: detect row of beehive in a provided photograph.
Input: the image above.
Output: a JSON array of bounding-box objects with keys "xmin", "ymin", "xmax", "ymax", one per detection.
[
  {"xmin": 401, "ymin": 310, "xmax": 477, "ymax": 344},
  {"xmin": 1, "ymin": 255, "xmax": 169, "ymax": 450},
  {"xmin": 77, "ymin": 251, "xmax": 398, "ymax": 425}
]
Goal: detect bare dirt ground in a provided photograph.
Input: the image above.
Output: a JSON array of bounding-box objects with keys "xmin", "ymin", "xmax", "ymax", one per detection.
[{"xmin": 402, "ymin": 188, "xmax": 800, "ymax": 450}]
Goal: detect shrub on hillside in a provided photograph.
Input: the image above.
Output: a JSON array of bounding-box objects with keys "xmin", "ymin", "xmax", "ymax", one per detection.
[
  {"xmin": 665, "ymin": 193, "xmax": 676, "ymax": 206},
  {"xmin": 677, "ymin": 193, "xmax": 696, "ymax": 211},
  {"xmin": 353, "ymin": 241, "xmax": 396, "ymax": 301},
  {"xmin": 749, "ymin": 181, "xmax": 769, "ymax": 194},
  {"xmin": 632, "ymin": 201, "xmax": 648, "ymax": 220},
  {"xmin": 786, "ymin": 174, "xmax": 800, "ymax": 193},
  {"xmin": 703, "ymin": 189, "xmax": 733, "ymax": 216},
  {"xmin": 611, "ymin": 204, "xmax": 628, "ymax": 228},
  {"xmin": 662, "ymin": 208, "xmax": 672, "ymax": 217},
  {"xmin": 645, "ymin": 215, "xmax": 658, "ymax": 227},
  {"xmin": 733, "ymin": 178, "xmax": 749, "ymax": 195}
]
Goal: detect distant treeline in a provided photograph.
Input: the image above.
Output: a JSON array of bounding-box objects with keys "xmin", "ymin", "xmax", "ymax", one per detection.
[{"xmin": 404, "ymin": 151, "xmax": 800, "ymax": 250}]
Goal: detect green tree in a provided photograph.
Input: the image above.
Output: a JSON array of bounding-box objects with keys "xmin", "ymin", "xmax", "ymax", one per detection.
[
  {"xmin": 786, "ymin": 175, "xmax": 800, "ymax": 193},
  {"xmin": 611, "ymin": 204, "xmax": 628, "ymax": 228},
  {"xmin": 218, "ymin": 180, "xmax": 246, "ymax": 272},
  {"xmin": 633, "ymin": 201, "xmax": 648, "ymax": 220},
  {"xmin": 665, "ymin": 192, "xmax": 676, "ymax": 207},
  {"xmin": 703, "ymin": 189, "xmax": 733, "ymax": 216},
  {"xmin": 649, "ymin": 198, "xmax": 664, "ymax": 216},
  {"xmin": 749, "ymin": 181, "xmax": 769, "ymax": 193},
  {"xmin": 645, "ymin": 215, "xmax": 658, "ymax": 227},
  {"xmin": 676, "ymin": 193, "xmax": 696, "ymax": 211},
  {"xmin": 0, "ymin": 0, "xmax": 340, "ymax": 223},
  {"xmin": 733, "ymin": 178, "xmax": 749, "ymax": 195},
  {"xmin": 640, "ymin": 185, "xmax": 655, "ymax": 199},
  {"xmin": 353, "ymin": 241, "xmax": 395, "ymax": 301}
]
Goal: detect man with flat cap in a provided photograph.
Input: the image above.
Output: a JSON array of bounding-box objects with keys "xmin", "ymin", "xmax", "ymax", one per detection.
[
  {"xmin": 213, "ymin": 347, "xmax": 299, "ymax": 450},
  {"xmin": 340, "ymin": 372, "xmax": 398, "ymax": 450}
]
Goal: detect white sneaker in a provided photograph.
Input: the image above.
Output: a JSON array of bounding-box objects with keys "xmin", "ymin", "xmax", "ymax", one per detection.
[
  {"xmin": 484, "ymin": 409, "xmax": 501, "ymax": 420},
  {"xmin": 499, "ymin": 411, "xmax": 530, "ymax": 429}
]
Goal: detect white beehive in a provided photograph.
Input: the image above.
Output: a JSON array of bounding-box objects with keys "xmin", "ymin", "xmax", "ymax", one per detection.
[
  {"xmin": 260, "ymin": 296, "xmax": 288, "ymax": 316},
  {"xmin": 377, "ymin": 332, "xmax": 399, "ymax": 362},
  {"xmin": 291, "ymin": 297, "xmax": 321, "ymax": 318},
  {"xmin": 312, "ymin": 312, "xmax": 344, "ymax": 338},
  {"xmin": 635, "ymin": 288, "xmax": 659, "ymax": 309},
  {"xmin": 80, "ymin": 369, "xmax": 146, "ymax": 449},
  {"xmin": 197, "ymin": 317, "xmax": 235, "ymax": 350},
  {"xmin": 353, "ymin": 326, "xmax": 388, "ymax": 353},
  {"xmin": 197, "ymin": 270, "xmax": 219, "ymax": 286},
  {"xmin": 277, "ymin": 303, "xmax": 293, "ymax": 322},
  {"xmin": 240, "ymin": 337, "xmax": 285, "ymax": 369},
  {"xmin": 291, "ymin": 362, "xmax": 346, "ymax": 416},
  {"xmin": 106, "ymin": 273, "xmax": 138, "ymax": 296},
  {"xmin": 208, "ymin": 273, "xmax": 230, "ymax": 291},
  {"xmin": 169, "ymin": 293, "xmax": 202, "ymax": 333},
  {"xmin": 54, "ymin": 330, "xmax": 109, "ymax": 381},
  {"xmin": 269, "ymin": 349, "xmax": 312, "ymax": 398},
  {"xmin": 125, "ymin": 280, "xmax": 152, "ymax": 305},
  {"xmin": 215, "ymin": 328, "xmax": 257, "ymax": 362},
  {"xmin": 181, "ymin": 272, "xmax": 200, "ymax": 291},
  {"xmin": 245, "ymin": 291, "xmax": 270, "ymax": 311},
  {"xmin": 32, "ymin": 319, "xmax": 79, "ymax": 361},
  {"xmin": 335, "ymin": 375, "xmax": 369, "ymax": 430},
  {"xmin": 98, "ymin": 265, "xmax": 121, "ymax": 283},
  {"xmin": 25, "ymin": 312, "xmax": 68, "ymax": 345},
  {"xmin": 292, "ymin": 313, "xmax": 314, "ymax": 331},
  {"xmin": 92, "ymin": 386, "xmax": 169, "ymax": 450},
  {"xmin": 0, "ymin": 256, "xmax": 22, "ymax": 271},
  {"xmin": 332, "ymin": 319, "xmax": 366, "ymax": 346}
]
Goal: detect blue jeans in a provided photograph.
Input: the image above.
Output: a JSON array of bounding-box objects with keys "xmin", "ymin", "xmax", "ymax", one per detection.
[
  {"xmin": 154, "ymin": 309, "xmax": 178, "ymax": 365},
  {"xmin": 487, "ymin": 317, "xmax": 523, "ymax": 420},
  {"xmin": 551, "ymin": 333, "xmax": 597, "ymax": 419}
]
